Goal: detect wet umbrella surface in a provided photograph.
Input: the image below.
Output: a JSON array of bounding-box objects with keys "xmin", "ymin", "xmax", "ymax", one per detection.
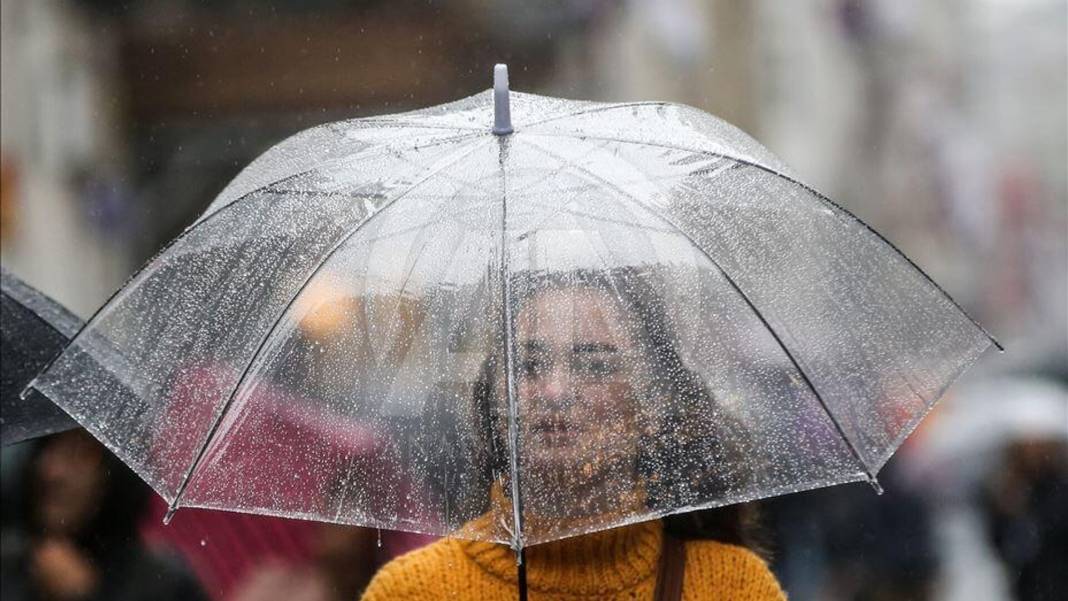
[
  {"xmin": 1, "ymin": 268, "xmax": 79, "ymax": 445},
  {"xmin": 27, "ymin": 66, "xmax": 998, "ymax": 552}
]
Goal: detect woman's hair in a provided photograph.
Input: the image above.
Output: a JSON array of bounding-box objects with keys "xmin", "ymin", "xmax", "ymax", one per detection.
[{"xmin": 470, "ymin": 266, "xmax": 763, "ymax": 550}]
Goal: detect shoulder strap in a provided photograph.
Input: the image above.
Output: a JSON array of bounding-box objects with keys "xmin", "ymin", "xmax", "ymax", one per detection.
[{"xmin": 654, "ymin": 531, "xmax": 687, "ymax": 601}]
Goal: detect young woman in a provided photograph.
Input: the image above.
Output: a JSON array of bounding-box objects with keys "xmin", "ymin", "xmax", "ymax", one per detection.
[{"xmin": 361, "ymin": 268, "xmax": 787, "ymax": 600}]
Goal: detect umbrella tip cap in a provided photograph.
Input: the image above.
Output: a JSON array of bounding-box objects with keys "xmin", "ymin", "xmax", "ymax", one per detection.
[
  {"xmin": 493, "ymin": 63, "xmax": 513, "ymax": 135},
  {"xmin": 868, "ymin": 476, "xmax": 884, "ymax": 495}
]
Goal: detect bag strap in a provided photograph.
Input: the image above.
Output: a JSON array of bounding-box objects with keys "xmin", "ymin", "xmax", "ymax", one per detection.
[{"xmin": 654, "ymin": 531, "xmax": 687, "ymax": 601}]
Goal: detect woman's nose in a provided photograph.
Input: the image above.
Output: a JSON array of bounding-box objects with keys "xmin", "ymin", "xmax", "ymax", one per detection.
[{"xmin": 533, "ymin": 365, "xmax": 571, "ymax": 405}]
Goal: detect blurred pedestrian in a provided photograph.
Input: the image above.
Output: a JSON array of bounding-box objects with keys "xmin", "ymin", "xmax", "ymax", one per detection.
[
  {"xmin": 764, "ymin": 456, "xmax": 939, "ymax": 601},
  {"xmin": 980, "ymin": 438, "xmax": 1068, "ymax": 601},
  {"xmin": 0, "ymin": 430, "xmax": 208, "ymax": 601}
]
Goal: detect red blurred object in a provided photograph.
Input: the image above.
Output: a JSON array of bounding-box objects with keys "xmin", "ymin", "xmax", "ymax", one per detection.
[
  {"xmin": 139, "ymin": 361, "xmax": 437, "ymax": 599},
  {"xmin": 141, "ymin": 498, "xmax": 317, "ymax": 600}
]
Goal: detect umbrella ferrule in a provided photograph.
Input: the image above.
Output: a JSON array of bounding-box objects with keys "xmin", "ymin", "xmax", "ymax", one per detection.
[{"xmin": 493, "ymin": 64, "xmax": 513, "ymax": 135}]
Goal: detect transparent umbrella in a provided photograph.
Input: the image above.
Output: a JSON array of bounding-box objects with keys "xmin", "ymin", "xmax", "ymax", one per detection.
[{"xmin": 26, "ymin": 65, "xmax": 998, "ymax": 555}]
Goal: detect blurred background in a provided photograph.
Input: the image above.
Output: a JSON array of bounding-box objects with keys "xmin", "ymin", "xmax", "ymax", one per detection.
[{"xmin": 1, "ymin": 1, "xmax": 1065, "ymax": 600}]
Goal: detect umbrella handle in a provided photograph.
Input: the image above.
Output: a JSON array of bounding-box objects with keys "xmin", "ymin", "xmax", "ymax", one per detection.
[
  {"xmin": 493, "ymin": 64, "xmax": 513, "ymax": 135},
  {"xmin": 517, "ymin": 547, "xmax": 527, "ymax": 601}
]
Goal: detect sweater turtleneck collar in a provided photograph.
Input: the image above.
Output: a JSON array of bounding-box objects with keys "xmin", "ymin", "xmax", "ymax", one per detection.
[{"xmin": 459, "ymin": 519, "xmax": 663, "ymax": 595}]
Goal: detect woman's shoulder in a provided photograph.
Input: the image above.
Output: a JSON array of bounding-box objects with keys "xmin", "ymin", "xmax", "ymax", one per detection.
[
  {"xmin": 361, "ymin": 537, "xmax": 467, "ymax": 601},
  {"xmin": 682, "ymin": 539, "xmax": 787, "ymax": 600}
]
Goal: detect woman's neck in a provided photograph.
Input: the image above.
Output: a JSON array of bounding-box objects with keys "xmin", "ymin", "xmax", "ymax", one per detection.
[
  {"xmin": 461, "ymin": 518, "xmax": 663, "ymax": 595},
  {"xmin": 522, "ymin": 478, "xmax": 647, "ymax": 533},
  {"xmin": 487, "ymin": 478, "xmax": 648, "ymax": 545}
]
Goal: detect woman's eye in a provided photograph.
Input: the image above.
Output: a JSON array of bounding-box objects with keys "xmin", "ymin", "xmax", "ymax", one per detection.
[
  {"xmin": 520, "ymin": 358, "xmax": 545, "ymax": 377},
  {"xmin": 575, "ymin": 356, "xmax": 620, "ymax": 378}
]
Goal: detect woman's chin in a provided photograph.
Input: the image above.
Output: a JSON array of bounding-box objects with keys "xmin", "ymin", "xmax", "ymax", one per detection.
[
  {"xmin": 522, "ymin": 446, "xmax": 636, "ymax": 490},
  {"xmin": 523, "ymin": 445, "xmax": 584, "ymax": 476}
]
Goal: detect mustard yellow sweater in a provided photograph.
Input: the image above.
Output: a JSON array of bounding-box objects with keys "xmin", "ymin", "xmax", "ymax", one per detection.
[{"xmin": 361, "ymin": 519, "xmax": 787, "ymax": 600}]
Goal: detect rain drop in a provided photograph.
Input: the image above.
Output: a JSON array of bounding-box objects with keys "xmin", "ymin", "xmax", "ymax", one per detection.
[{"xmin": 376, "ymin": 528, "xmax": 382, "ymax": 548}]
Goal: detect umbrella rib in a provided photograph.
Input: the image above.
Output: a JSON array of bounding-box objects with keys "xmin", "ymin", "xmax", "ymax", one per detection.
[
  {"xmin": 355, "ymin": 194, "xmax": 677, "ymax": 247},
  {"xmin": 260, "ymin": 140, "xmax": 499, "ymax": 203},
  {"xmin": 519, "ymin": 136, "xmax": 881, "ymax": 484},
  {"xmin": 359, "ymin": 146, "xmax": 659, "ymax": 244},
  {"xmin": 514, "ymin": 203, "xmax": 678, "ymax": 238},
  {"xmin": 520, "ymin": 101, "xmax": 671, "ymax": 130},
  {"xmin": 355, "ymin": 199, "xmax": 496, "ymax": 243},
  {"xmin": 503, "ymin": 138, "xmax": 622, "ymax": 236},
  {"xmin": 163, "ymin": 137, "xmax": 491, "ymax": 519},
  {"xmin": 198, "ymin": 131, "xmax": 483, "ymax": 225},
  {"xmin": 497, "ymin": 136, "xmax": 527, "ymax": 554},
  {"xmin": 525, "ymin": 131, "xmax": 1003, "ymax": 352},
  {"xmin": 331, "ymin": 119, "xmax": 484, "ymax": 132}
]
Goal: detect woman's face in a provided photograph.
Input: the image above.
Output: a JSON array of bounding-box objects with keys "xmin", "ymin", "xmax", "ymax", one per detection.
[
  {"xmin": 510, "ymin": 286, "xmax": 647, "ymax": 492},
  {"xmin": 34, "ymin": 430, "xmax": 106, "ymax": 536}
]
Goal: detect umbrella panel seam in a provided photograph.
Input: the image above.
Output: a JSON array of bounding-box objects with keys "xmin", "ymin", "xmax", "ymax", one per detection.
[
  {"xmin": 519, "ymin": 100, "xmax": 671, "ymax": 130},
  {"xmin": 198, "ymin": 131, "xmax": 485, "ymax": 225}
]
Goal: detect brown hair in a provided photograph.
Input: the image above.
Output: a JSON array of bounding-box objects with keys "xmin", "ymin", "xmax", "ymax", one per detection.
[{"xmin": 471, "ymin": 266, "xmax": 763, "ymax": 550}]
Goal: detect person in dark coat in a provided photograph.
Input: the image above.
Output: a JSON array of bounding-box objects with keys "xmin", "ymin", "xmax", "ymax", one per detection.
[
  {"xmin": 981, "ymin": 438, "xmax": 1068, "ymax": 601},
  {"xmin": 1, "ymin": 429, "xmax": 208, "ymax": 601}
]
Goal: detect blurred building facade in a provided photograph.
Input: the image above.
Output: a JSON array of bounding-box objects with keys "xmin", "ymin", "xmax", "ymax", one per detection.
[{"xmin": 0, "ymin": 0, "xmax": 130, "ymax": 315}]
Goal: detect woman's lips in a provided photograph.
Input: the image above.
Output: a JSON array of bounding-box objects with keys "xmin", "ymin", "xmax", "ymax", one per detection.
[{"xmin": 528, "ymin": 418, "xmax": 580, "ymax": 447}]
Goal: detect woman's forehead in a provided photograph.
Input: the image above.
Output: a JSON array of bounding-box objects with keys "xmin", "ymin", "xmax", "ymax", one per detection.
[{"xmin": 515, "ymin": 286, "xmax": 632, "ymax": 346}]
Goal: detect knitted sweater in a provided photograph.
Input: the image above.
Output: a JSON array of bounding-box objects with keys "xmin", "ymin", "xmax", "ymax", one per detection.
[{"xmin": 360, "ymin": 519, "xmax": 787, "ymax": 600}]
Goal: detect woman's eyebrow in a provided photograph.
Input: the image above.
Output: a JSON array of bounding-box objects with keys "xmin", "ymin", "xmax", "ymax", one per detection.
[
  {"xmin": 572, "ymin": 342, "xmax": 618, "ymax": 354},
  {"xmin": 521, "ymin": 340, "xmax": 550, "ymax": 353}
]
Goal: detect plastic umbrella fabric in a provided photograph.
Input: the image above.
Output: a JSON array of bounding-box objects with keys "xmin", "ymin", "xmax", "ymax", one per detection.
[
  {"xmin": 27, "ymin": 66, "xmax": 998, "ymax": 551},
  {"xmin": 1, "ymin": 268, "xmax": 79, "ymax": 445}
]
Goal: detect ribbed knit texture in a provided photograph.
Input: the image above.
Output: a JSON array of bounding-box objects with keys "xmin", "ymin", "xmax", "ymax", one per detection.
[{"xmin": 361, "ymin": 518, "xmax": 787, "ymax": 600}]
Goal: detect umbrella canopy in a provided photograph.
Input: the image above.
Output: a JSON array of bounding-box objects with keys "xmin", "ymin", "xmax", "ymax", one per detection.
[
  {"xmin": 1, "ymin": 268, "xmax": 80, "ymax": 445},
  {"xmin": 27, "ymin": 66, "xmax": 998, "ymax": 550}
]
